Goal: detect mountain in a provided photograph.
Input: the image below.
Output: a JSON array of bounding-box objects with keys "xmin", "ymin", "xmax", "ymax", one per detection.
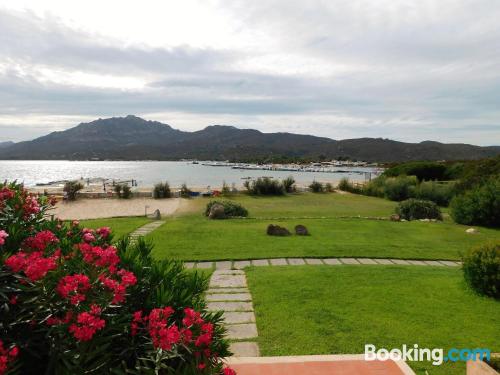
[
  {"xmin": 0, "ymin": 115, "xmax": 498, "ymax": 162},
  {"xmin": 0, "ymin": 141, "xmax": 14, "ymax": 149}
]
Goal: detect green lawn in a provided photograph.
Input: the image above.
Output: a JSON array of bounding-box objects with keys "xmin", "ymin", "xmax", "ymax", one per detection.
[
  {"xmin": 80, "ymin": 216, "xmax": 151, "ymax": 239},
  {"xmin": 149, "ymin": 215, "xmax": 499, "ymax": 261},
  {"xmin": 246, "ymin": 266, "xmax": 500, "ymax": 375},
  {"xmin": 179, "ymin": 192, "xmax": 397, "ymax": 218}
]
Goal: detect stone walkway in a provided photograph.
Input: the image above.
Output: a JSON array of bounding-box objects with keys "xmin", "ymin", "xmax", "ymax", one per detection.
[
  {"xmin": 187, "ymin": 257, "xmax": 461, "ymax": 270},
  {"xmin": 128, "ymin": 220, "xmax": 165, "ymax": 243},
  {"xmin": 207, "ymin": 270, "xmax": 260, "ymax": 357}
]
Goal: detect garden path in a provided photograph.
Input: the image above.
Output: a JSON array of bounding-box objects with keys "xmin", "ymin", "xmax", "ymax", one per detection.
[
  {"xmin": 128, "ymin": 220, "xmax": 165, "ymax": 244},
  {"xmin": 186, "ymin": 257, "xmax": 461, "ymax": 269}
]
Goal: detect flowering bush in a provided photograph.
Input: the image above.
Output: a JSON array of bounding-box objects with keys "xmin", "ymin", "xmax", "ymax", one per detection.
[{"xmin": 0, "ymin": 181, "xmax": 232, "ymax": 374}]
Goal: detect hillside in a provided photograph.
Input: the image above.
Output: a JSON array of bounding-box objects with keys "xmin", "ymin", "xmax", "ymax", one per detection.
[{"xmin": 0, "ymin": 115, "xmax": 498, "ymax": 162}]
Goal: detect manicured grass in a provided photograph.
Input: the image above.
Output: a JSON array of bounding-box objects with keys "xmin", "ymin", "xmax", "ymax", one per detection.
[
  {"xmin": 80, "ymin": 216, "xmax": 151, "ymax": 239},
  {"xmin": 179, "ymin": 192, "xmax": 397, "ymax": 218},
  {"xmin": 246, "ymin": 266, "xmax": 500, "ymax": 375},
  {"xmin": 149, "ymin": 215, "xmax": 499, "ymax": 261}
]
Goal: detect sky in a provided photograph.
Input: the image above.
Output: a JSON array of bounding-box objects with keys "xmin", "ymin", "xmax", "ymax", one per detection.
[{"xmin": 0, "ymin": 0, "xmax": 499, "ymax": 145}]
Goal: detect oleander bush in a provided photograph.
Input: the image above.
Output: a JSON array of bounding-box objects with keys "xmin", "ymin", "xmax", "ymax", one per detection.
[
  {"xmin": 462, "ymin": 242, "xmax": 500, "ymax": 299},
  {"xmin": 205, "ymin": 201, "xmax": 248, "ymax": 218},
  {"xmin": 153, "ymin": 182, "xmax": 172, "ymax": 199},
  {"xmin": 450, "ymin": 176, "xmax": 500, "ymax": 227},
  {"xmin": 0, "ymin": 182, "xmax": 233, "ymax": 375},
  {"xmin": 395, "ymin": 198, "xmax": 442, "ymax": 221},
  {"xmin": 244, "ymin": 177, "xmax": 285, "ymax": 196},
  {"xmin": 63, "ymin": 180, "xmax": 84, "ymax": 201}
]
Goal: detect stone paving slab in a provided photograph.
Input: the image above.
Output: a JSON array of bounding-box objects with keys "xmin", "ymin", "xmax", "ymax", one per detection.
[
  {"xmin": 374, "ymin": 259, "xmax": 394, "ymax": 265},
  {"xmin": 207, "ymin": 287, "xmax": 249, "ymax": 294},
  {"xmin": 207, "ymin": 301, "xmax": 253, "ymax": 312},
  {"xmin": 184, "ymin": 262, "xmax": 195, "ymax": 269},
  {"xmin": 210, "ymin": 273, "xmax": 247, "ymax": 288},
  {"xmin": 439, "ymin": 260, "xmax": 460, "ymax": 267},
  {"xmin": 340, "ymin": 258, "xmax": 360, "ymax": 265},
  {"xmin": 233, "ymin": 261, "xmax": 251, "ymax": 269},
  {"xmin": 196, "ymin": 262, "xmax": 214, "ymax": 269},
  {"xmin": 252, "ymin": 259, "xmax": 270, "ymax": 266},
  {"xmin": 356, "ymin": 258, "xmax": 378, "ymax": 265},
  {"xmin": 305, "ymin": 258, "xmax": 324, "ymax": 265},
  {"xmin": 206, "ymin": 293, "xmax": 252, "ymax": 302},
  {"xmin": 215, "ymin": 270, "xmax": 245, "ymax": 275},
  {"xmin": 391, "ymin": 259, "xmax": 411, "ymax": 265},
  {"xmin": 323, "ymin": 258, "xmax": 342, "ymax": 265},
  {"xmin": 423, "ymin": 260, "xmax": 445, "ymax": 266},
  {"xmin": 226, "ymin": 324, "xmax": 258, "ymax": 339},
  {"xmin": 407, "ymin": 260, "xmax": 427, "ymax": 266},
  {"xmin": 270, "ymin": 258, "xmax": 288, "ymax": 266},
  {"xmin": 224, "ymin": 311, "xmax": 256, "ymax": 324},
  {"xmin": 215, "ymin": 261, "xmax": 232, "ymax": 270},
  {"xmin": 288, "ymin": 258, "xmax": 306, "ymax": 265},
  {"xmin": 230, "ymin": 342, "xmax": 260, "ymax": 357}
]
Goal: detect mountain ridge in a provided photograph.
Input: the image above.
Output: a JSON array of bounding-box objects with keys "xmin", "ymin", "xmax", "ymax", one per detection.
[{"xmin": 0, "ymin": 115, "xmax": 498, "ymax": 162}]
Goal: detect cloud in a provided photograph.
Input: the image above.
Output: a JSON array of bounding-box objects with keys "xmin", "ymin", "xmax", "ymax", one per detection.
[{"xmin": 0, "ymin": 1, "xmax": 499, "ymax": 145}]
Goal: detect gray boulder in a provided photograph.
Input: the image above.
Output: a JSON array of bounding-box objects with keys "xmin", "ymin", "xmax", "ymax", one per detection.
[
  {"xmin": 152, "ymin": 209, "xmax": 161, "ymax": 220},
  {"xmin": 267, "ymin": 224, "xmax": 291, "ymax": 236},
  {"xmin": 208, "ymin": 203, "xmax": 226, "ymax": 219},
  {"xmin": 390, "ymin": 214, "xmax": 401, "ymax": 222},
  {"xmin": 295, "ymin": 224, "xmax": 309, "ymax": 236}
]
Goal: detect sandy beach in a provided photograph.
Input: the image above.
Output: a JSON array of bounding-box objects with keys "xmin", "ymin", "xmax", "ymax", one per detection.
[{"xmin": 53, "ymin": 197, "xmax": 182, "ymax": 220}]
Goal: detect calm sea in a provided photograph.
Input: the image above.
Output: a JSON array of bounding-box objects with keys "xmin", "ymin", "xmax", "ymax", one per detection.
[{"xmin": 0, "ymin": 160, "xmax": 378, "ymax": 188}]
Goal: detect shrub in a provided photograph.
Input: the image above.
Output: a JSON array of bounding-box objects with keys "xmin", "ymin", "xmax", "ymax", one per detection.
[
  {"xmin": 0, "ymin": 182, "xmax": 232, "ymax": 374},
  {"xmin": 244, "ymin": 177, "xmax": 285, "ymax": 196},
  {"xmin": 410, "ymin": 181, "xmax": 454, "ymax": 206},
  {"xmin": 205, "ymin": 200, "xmax": 248, "ymax": 218},
  {"xmin": 383, "ymin": 161, "xmax": 449, "ymax": 181},
  {"xmin": 309, "ymin": 181, "xmax": 324, "ymax": 193},
  {"xmin": 63, "ymin": 180, "xmax": 83, "ymax": 201},
  {"xmin": 363, "ymin": 176, "xmax": 386, "ymax": 198},
  {"xmin": 450, "ymin": 176, "xmax": 500, "ymax": 227},
  {"xmin": 396, "ymin": 198, "xmax": 442, "ymax": 221},
  {"xmin": 180, "ymin": 183, "xmax": 191, "ymax": 198},
  {"xmin": 462, "ymin": 242, "xmax": 500, "ymax": 299},
  {"xmin": 221, "ymin": 181, "xmax": 231, "ymax": 196},
  {"xmin": 337, "ymin": 177, "xmax": 364, "ymax": 194},
  {"xmin": 282, "ymin": 176, "xmax": 296, "ymax": 193},
  {"xmin": 383, "ymin": 176, "xmax": 418, "ymax": 201},
  {"xmin": 114, "ymin": 183, "xmax": 132, "ymax": 199},
  {"xmin": 153, "ymin": 182, "xmax": 172, "ymax": 199},
  {"xmin": 325, "ymin": 182, "xmax": 334, "ymax": 192}
]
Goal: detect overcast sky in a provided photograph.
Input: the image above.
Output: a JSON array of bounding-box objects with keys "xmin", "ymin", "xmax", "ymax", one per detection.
[{"xmin": 1, "ymin": 0, "xmax": 499, "ymax": 145}]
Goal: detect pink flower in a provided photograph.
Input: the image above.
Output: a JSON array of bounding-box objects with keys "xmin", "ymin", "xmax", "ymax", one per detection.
[
  {"xmin": 0, "ymin": 230, "xmax": 8, "ymax": 246},
  {"xmin": 182, "ymin": 307, "xmax": 203, "ymax": 327},
  {"xmin": 0, "ymin": 339, "xmax": 18, "ymax": 375},
  {"xmin": 223, "ymin": 368, "xmax": 236, "ymax": 375},
  {"xmin": 79, "ymin": 243, "xmax": 120, "ymax": 271},
  {"xmin": 5, "ymin": 250, "xmax": 60, "ymax": 281},
  {"xmin": 96, "ymin": 227, "xmax": 111, "ymax": 239},
  {"xmin": 83, "ymin": 232, "xmax": 95, "ymax": 243},
  {"xmin": 23, "ymin": 230, "xmax": 59, "ymax": 251},
  {"xmin": 56, "ymin": 274, "xmax": 91, "ymax": 305},
  {"xmin": 69, "ymin": 305, "xmax": 105, "ymax": 341}
]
